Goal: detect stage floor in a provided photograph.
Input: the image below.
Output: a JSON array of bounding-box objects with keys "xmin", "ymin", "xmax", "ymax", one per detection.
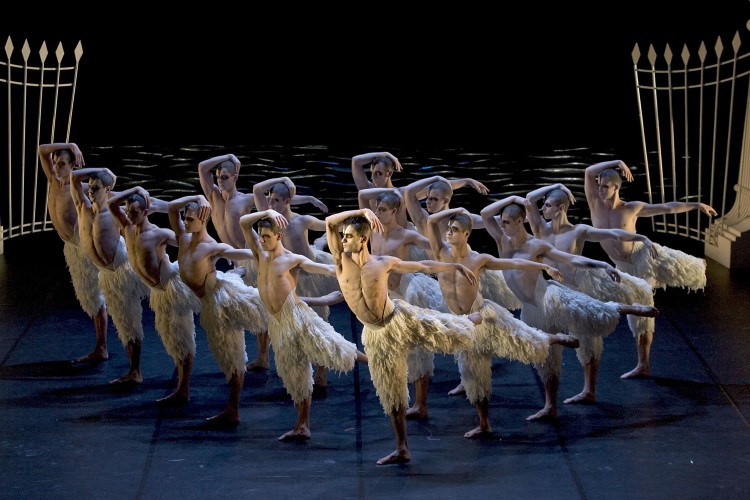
[{"xmin": 1, "ymin": 232, "xmax": 749, "ymax": 499}]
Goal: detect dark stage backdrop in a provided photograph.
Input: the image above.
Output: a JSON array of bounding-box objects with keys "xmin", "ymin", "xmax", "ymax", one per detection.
[{"xmin": 2, "ymin": 3, "xmax": 748, "ymax": 155}]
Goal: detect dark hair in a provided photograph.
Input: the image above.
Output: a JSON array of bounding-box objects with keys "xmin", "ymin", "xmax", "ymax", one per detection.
[
  {"xmin": 598, "ymin": 168, "xmax": 622, "ymax": 188},
  {"xmin": 545, "ymin": 188, "xmax": 570, "ymax": 210},
  {"xmin": 184, "ymin": 201, "xmax": 211, "ymax": 222},
  {"xmin": 217, "ymin": 160, "xmax": 237, "ymax": 176},
  {"xmin": 269, "ymin": 182, "xmax": 291, "ymax": 200},
  {"xmin": 184, "ymin": 201, "xmax": 200, "ymax": 215},
  {"xmin": 428, "ymin": 180, "xmax": 452, "ymax": 200},
  {"xmin": 52, "ymin": 148, "xmax": 74, "ymax": 165},
  {"xmin": 370, "ymin": 155, "xmax": 395, "ymax": 174},
  {"xmin": 344, "ymin": 216, "xmax": 372, "ymax": 238},
  {"xmin": 257, "ymin": 217, "xmax": 283, "ymax": 234},
  {"xmin": 126, "ymin": 193, "xmax": 148, "ymax": 210},
  {"xmin": 89, "ymin": 170, "xmax": 115, "ymax": 188},
  {"xmin": 502, "ymin": 203, "xmax": 526, "ymax": 221},
  {"xmin": 448, "ymin": 213, "xmax": 473, "ymax": 234},
  {"xmin": 376, "ymin": 191, "xmax": 401, "ymax": 210}
]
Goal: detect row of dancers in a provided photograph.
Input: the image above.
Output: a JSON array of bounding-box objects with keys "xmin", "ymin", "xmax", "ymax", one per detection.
[{"xmin": 37, "ymin": 144, "xmax": 715, "ymax": 465}]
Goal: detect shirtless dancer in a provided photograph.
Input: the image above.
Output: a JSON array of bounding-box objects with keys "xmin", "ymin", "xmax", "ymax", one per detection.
[
  {"xmin": 326, "ymin": 207, "xmax": 480, "ymax": 465},
  {"xmin": 70, "ymin": 167, "xmax": 151, "ymax": 385},
  {"xmin": 353, "ymin": 152, "xmax": 488, "ymax": 235},
  {"xmin": 526, "ymin": 184, "xmax": 658, "ymax": 403},
  {"xmin": 239, "ymin": 209, "xmax": 366, "ymax": 441},
  {"xmin": 252, "ymin": 177, "xmax": 338, "ymax": 389},
  {"xmin": 402, "ymin": 174, "xmax": 521, "ymax": 310},
  {"xmin": 168, "ymin": 194, "xmax": 268, "ymax": 427},
  {"xmin": 108, "ymin": 187, "xmax": 200, "ymax": 404},
  {"xmin": 481, "ymin": 196, "xmax": 659, "ymax": 420},
  {"xmin": 198, "ymin": 154, "xmax": 325, "ymax": 372},
  {"xmin": 351, "ymin": 152, "xmax": 409, "ymax": 228},
  {"xmin": 427, "ymin": 208, "xmax": 579, "ymax": 437},
  {"xmin": 38, "ymin": 142, "xmax": 109, "ymax": 363},
  {"xmin": 357, "ymin": 189, "xmax": 440, "ymax": 419},
  {"xmin": 403, "ymin": 174, "xmax": 520, "ymax": 398},
  {"xmin": 584, "ymin": 160, "xmax": 717, "ymax": 378}
]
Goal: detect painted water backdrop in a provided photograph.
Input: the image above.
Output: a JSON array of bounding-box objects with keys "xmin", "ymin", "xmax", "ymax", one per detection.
[{"xmin": 85, "ymin": 143, "xmax": 648, "ymax": 256}]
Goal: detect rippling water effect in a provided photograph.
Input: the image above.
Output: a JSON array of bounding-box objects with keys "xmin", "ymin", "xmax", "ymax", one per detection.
[{"xmin": 85, "ymin": 144, "xmax": 630, "ymax": 254}]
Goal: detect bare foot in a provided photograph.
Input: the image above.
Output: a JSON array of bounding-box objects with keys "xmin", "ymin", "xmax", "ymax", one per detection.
[
  {"xmin": 620, "ymin": 365, "xmax": 650, "ymax": 379},
  {"xmin": 564, "ymin": 391, "xmax": 596, "ymax": 404},
  {"xmin": 464, "ymin": 425, "xmax": 493, "ymax": 439},
  {"xmin": 156, "ymin": 392, "xmax": 189, "ymax": 406},
  {"xmin": 278, "ymin": 427, "xmax": 311, "ymax": 441},
  {"xmin": 468, "ymin": 312, "xmax": 482, "ymax": 325},
  {"xmin": 246, "ymin": 358, "xmax": 270, "ymax": 372},
  {"xmin": 72, "ymin": 349, "xmax": 109, "ymax": 364},
  {"xmin": 377, "ymin": 450, "xmax": 410, "ymax": 465},
  {"xmin": 526, "ymin": 406, "xmax": 556, "ymax": 421},
  {"xmin": 631, "ymin": 303, "xmax": 659, "ymax": 317},
  {"xmin": 448, "ymin": 383, "xmax": 466, "ymax": 396},
  {"xmin": 206, "ymin": 409, "xmax": 240, "ymax": 428},
  {"xmin": 109, "ymin": 372, "xmax": 142, "ymax": 385},
  {"xmin": 550, "ymin": 333, "xmax": 579, "ymax": 348},
  {"xmin": 405, "ymin": 405, "xmax": 428, "ymax": 420}
]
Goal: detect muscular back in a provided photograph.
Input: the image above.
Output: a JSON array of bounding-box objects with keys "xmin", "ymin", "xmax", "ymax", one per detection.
[
  {"xmin": 208, "ymin": 191, "xmax": 255, "ymax": 249},
  {"xmin": 338, "ymin": 255, "xmax": 394, "ymax": 325},
  {"xmin": 280, "ymin": 212, "xmax": 317, "ymax": 260}
]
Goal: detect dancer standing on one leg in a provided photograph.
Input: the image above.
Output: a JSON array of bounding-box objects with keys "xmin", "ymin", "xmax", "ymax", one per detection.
[
  {"xmin": 326, "ymin": 207, "xmax": 479, "ymax": 465},
  {"xmin": 584, "ymin": 160, "xmax": 716, "ymax": 379},
  {"xmin": 239, "ymin": 209, "xmax": 366, "ymax": 441},
  {"xmin": 108, "ymin": 186, "xmax": 200, "ymax": 404},
  {"xmin": 526, "ymin": 183, "xmax": 658, "ymax": 403},
  {"xmin": 70, "ymin": 167, "xmax": 151, "ymax": 385},
  {"xmin": 252, "ymin": 177, "xmax": 337, "ymax": 391},
  {"xmin": 38, "ymin": 142, "xmax": 109, "ymax": 364},
  {"xmin": 168, "ymin": 194, "xmax": 268, "ymax": 427},
  {"xmin": 481, "ymin": 196, "xmax": 659, "ymax": 420},
  {"xmin": 427, "ymin": 207, "xmax": 579, "ymax": 437}
]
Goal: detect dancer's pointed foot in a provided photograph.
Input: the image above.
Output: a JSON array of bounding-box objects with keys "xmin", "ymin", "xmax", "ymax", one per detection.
[
  {"xmin": 448, "ymin": 383, "xmax": 466, "ymax": 396},
  {"xmin": 550, "ymin": 333, "xmax": 579, "ymax": 348},
  {"xmin": 630, "ymin": 303, "xmax": 659, "ymax": 317}
]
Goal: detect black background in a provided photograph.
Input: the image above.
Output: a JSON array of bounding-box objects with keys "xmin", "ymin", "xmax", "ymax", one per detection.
[{"xmin": 3, "ymin": 3, "xmax": 749, "ymax": 154}]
